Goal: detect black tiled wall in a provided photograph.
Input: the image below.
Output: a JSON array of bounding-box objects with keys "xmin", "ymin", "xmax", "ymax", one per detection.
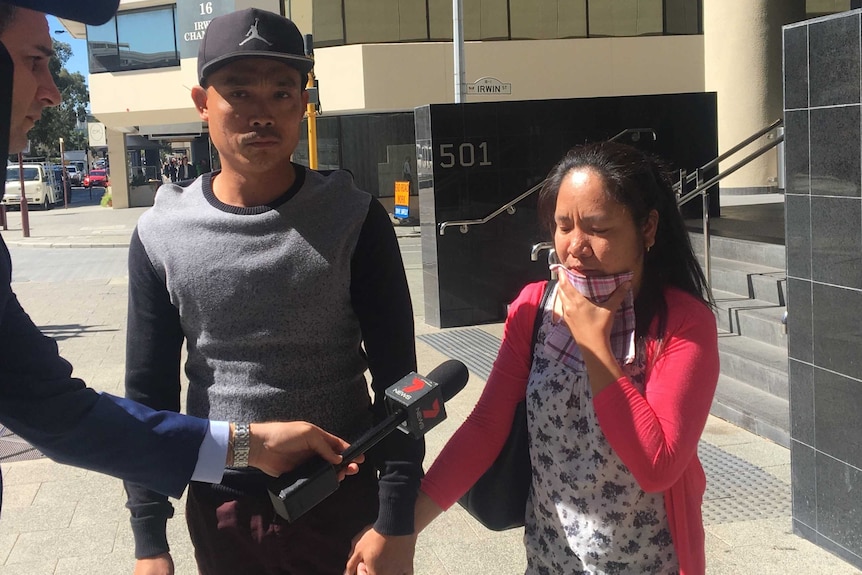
[
  {"xmin": 416, "ymin": 93, "xmax": 719, "ymax": 328},
  {"xmin": 785, "ymin": 10, "xmax": 862, "ymax": 569}
]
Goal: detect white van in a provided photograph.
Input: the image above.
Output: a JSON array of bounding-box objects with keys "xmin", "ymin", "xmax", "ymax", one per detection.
[{"xmin": 3, "ymin": 163, "xmax": 65, "ymax": 209}]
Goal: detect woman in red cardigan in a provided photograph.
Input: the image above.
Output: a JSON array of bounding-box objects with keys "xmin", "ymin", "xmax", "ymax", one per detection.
[{"xmin": 348, "ymin": 142, "xmax": 719, "ymax": 575}]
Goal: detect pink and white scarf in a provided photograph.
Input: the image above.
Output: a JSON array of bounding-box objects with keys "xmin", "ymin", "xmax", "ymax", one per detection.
[{"xmin": 545, "ymin": 264, "xmax": 636, "ymax": 372}]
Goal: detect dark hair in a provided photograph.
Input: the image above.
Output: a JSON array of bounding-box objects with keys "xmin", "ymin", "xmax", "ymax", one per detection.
[
  {"xmin": 537, "ymin": 141, "xmax": 712, "ymax": 339},
  {"xmin": 0, "ymin": 2, "xmax": 18, "ymax": 36}
]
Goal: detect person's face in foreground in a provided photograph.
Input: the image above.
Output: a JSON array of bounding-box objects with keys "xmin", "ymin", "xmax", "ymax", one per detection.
[
  {"xmin": 192, "ymin": 58, "xmax": 308, "ymax": 175},
  {"xmin": 1, "ymin": 8, "xmax": 61, "ymax": 153},
  {"xmin": 553, "ymin": 168, "xmax": 654, "ymax": 295}
]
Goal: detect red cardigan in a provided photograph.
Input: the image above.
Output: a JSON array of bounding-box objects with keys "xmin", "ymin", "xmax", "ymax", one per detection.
[{"xmin": 422, "ymin": 281, "xmax": 719, "ymax": 575}]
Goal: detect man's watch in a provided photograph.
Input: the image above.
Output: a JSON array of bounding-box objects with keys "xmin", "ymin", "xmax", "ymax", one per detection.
[{"xmin": 231, "ymin": 423, "xmax": 251, "ymax": 468}]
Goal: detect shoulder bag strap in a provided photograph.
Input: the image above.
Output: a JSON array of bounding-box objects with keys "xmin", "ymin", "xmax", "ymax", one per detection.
[{"xmin": 530, "ymin": 279, "xmax": 557, "ymax": 358}]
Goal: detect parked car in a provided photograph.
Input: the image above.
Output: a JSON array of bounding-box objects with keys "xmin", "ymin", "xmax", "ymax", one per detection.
[
  {"xmin": 65, "ymin": 164, "xmax": 82, "ymax": 186},
  {"xmin": 83, "ymin": 169, "xmax": 108, "ymax": 188},
  {"xmin": 51, "ymin": 165, "xmax": 72, "ymax": 201},
  {"xmin": 3, "ymin": 163, "xmax": 65, "ymax": 210}
]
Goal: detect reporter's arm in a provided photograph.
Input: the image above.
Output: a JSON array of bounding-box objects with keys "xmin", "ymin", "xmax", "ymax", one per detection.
[{"xmin": 0, "ymin": 234, "xmax": 206, "ymax": 497}]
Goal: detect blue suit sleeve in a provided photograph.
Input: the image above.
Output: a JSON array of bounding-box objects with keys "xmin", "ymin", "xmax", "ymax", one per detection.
[{"xmin": 0, "ymin": 237, "xmax": 206, "ymax": 499}]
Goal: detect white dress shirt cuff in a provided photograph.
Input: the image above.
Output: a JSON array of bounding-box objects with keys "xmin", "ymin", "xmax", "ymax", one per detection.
[{"xmin": 190, "ymin": 420, "xmax": 229, "ymax": 484}]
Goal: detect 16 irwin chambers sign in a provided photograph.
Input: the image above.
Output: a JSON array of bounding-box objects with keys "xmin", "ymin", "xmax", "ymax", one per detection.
[{"xmin": 177, "ymin": 0, "xmax": 236, "ymax": 59}]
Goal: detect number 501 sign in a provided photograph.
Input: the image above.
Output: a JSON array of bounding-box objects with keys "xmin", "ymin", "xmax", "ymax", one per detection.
[{"xmin": 438, "ymin": 142, "xmax": 492, "ymax": 169}]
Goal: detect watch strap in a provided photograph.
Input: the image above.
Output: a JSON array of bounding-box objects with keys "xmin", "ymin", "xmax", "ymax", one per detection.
[{"xmin": 231, "ymin": 422, "xmax": 251, "ymax": 468}]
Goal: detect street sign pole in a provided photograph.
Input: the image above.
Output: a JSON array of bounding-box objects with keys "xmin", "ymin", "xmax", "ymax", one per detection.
[
  {"xmin": 304, "ymin": 34, "xmax": 318, "ymax": 170},
  {"xmin": 17, "ymin": 152, "xmax": 30, "ymax": 237}
]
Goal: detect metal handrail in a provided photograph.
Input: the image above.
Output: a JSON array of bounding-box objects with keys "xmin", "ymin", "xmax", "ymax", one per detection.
[
  {"xmin": 531, "ymin": 241, "xmax": 553, "ymax": 262},
  {"xmin": 610, "ymin": 128, "xmax": 657, "ymax": 142},
  {"xmin": 675, "ymin": 118, "xmax": 783, "ymax": 193},
  {"xmin": 677, "ymin": 134, "xmax": 784, "ymax": 208},
  {"xmin": 438, "ymin": 126, "xmax": 657, "ymax": 235},
  {"xmin": 438, "ymin": 180, "xmax": 545, "ymax": 235},
  {"xmin": 437, "ymin": 120, "xmax": 786, "ymax": 293},
  {"xmin": 678, "ymin": 129, "xmax": 785, "ymax": 289}
]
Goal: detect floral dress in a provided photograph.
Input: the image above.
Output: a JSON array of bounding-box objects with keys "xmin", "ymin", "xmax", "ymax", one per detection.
[{"xmin": 523, "ymin": 301, "xmax": 680, "ymax": 575}]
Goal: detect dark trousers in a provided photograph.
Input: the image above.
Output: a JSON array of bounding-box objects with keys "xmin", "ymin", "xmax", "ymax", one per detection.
[{"xmin": 186, "ymin": 468, "xmax": 379, "ymax": 575}]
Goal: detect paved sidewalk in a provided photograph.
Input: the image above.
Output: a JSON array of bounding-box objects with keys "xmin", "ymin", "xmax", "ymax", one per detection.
[
  {"xmin": 0, "ymin": 201, "xmax": 858, "ymax": 574},
  {"xmin": 0, "ymin": 196, "xmax": 146, "ymax": 249}
]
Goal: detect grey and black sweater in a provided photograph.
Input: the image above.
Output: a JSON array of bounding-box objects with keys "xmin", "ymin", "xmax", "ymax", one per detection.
[{"xmin": 124, "ymin": 166, "xmax": 421, "ymax": 558}]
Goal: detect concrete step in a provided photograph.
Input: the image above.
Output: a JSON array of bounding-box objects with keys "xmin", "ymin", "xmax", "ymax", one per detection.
[
  {"xmin": 705, "ymin": 256, "xmax": 786, "ymax": 306},
  {"xmin": 711, "ymin": 373, "xmax": 790, "ymax": 448},
  {"xmin": 712, "ymin": 289, "xmax": 787, "ymax": 349},
  {"xmin": 718, "ymin": 331, "xmax": 788, "ymax": 400},
  {"xmin": 690, "ymin": 232, "xmax": 786, "ymax": 269}
]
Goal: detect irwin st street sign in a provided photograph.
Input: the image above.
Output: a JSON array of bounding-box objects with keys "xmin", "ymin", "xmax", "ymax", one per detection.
[{"xmin": 466, "ymin": 77, "xmax": 512, "ymax": 95}]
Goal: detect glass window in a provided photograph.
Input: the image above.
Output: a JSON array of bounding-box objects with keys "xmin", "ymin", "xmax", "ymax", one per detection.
[
  {"xmin": 806, "ymin": 0, "xmax": 852, "ymax": 17},
  {"xmin": 345, "ymin": 0, "xmax": 427, "ymax": 44},
  {"xmin": 464, "ymin": 0, "xmax": 508, "ymax": 40},
  {"xmin": 282, "ymin": 0, "xmax": 314, "ymax": 45},
  {"xmin": 87, "ymin": 18, "xmax": 119, "ymax": 73},
  {"xmin": 588, "ymin": 0, "xmax": 662, "ymax": 37},
  {"xmin": 664, "ymin": 0, "xmax": 700, "ymax": 34},
  {"xmin": 429, "ymin": 0, "xmax": 508, "ymax": 41},
  {"xmin": 116, "ymin": 7, "xmax": 179, "ymax": 70},
  {"xmin": 6, "ymin": 167, "xmax": 39, "ymax": 182},
  {"xmin": 313, "ymin": 0, "xmax": 345, "ymax": 47},
  {"xmin": 427, "ymin": 0, "xmax": 452, "ymax": 40},
  {"xmin": 87, "ymin": 6, "xmax": 179, "ymax": 73},
  {"xmin": 510, "ymin": 0, "xmax": 586, "ymax": 39}
]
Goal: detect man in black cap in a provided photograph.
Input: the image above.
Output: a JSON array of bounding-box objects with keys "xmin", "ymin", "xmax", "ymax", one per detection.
[
  {"xmin": 124, "ymin": 7, "xmax": 421, "ymax": 575},
  {"xmin": 0, "ymin": 0, "xmax": 362, "ymax": 512}
]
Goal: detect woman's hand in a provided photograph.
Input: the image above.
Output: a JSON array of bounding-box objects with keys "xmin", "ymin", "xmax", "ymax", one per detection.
[
  {"xmin": 556, "ymin": 270, "xmax": 630, "ymax": 352},
  {"xmin": 133, "ymin": 553, "xmax": 174, "ymax": 575},
  {"xmin": 344, "ymin": 527, "xmax": 417, "ymax": 575},
  {"xmin": 555, "ymin": 270, "xmax": 630, "ymax": 394}
]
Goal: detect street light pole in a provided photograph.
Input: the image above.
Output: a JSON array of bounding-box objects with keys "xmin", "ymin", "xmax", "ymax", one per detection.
[
  {"xmin": 453, "ymin": 0, "xmax": 466, "ymax": 103},
  {"xmin": 59, "ymin": 136, "xmax": 69, "ymax": 208}
]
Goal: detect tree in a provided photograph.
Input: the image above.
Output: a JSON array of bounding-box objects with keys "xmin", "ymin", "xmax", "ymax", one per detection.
[{"xmin": 27, "ymin": 39, "xmax": 90, "ymax": 159}]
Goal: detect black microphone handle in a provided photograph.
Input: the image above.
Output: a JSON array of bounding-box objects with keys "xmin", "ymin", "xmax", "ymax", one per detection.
[
  {"xmin": 335, "ymin": 359, "xmax": 470, "ymax": 471},
  {"xmin": 333, "ymin": 361, "xmax": 469, "ymax": 472},
  {"xmin": 335, "ymin": 409, "xmax": 405, "ymax": 472}
]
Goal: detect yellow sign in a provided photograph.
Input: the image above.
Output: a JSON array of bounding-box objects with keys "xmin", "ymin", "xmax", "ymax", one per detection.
[{"xmin": 394, "ymin": 181, "xmax": 410, "ymax": 206}]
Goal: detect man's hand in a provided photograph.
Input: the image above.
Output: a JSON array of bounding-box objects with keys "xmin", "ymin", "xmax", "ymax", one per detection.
[
  {"xmin": 133, "ymin": 553, "xmax": 174, "ymax": 575},
  {"xmin": 344, "ymin": 526, "xmax": 417, "ymax": 575},
  {"xmin": 246, "ymin": 421, "xmax": 363, "ymax": 479}
]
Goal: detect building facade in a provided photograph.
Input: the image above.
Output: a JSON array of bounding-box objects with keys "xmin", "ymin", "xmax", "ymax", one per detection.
[{"xmin": 59, "ymin": 1, "xmax": 851, "ymax": 206}]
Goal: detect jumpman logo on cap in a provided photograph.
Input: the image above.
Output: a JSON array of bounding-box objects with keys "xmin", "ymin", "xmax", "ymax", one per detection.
[{"xmin": 239, "ymin": 18, "xmax": 272, "ymax": 47}]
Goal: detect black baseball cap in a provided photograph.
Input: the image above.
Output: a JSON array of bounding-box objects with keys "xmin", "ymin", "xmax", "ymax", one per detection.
[
  {"xmin": 197, "ymin": 8, "xmax": 313, "ymax": 85},
  {"xmin": 5, "ymin": 0, "xmax": 120, "ymax": 25}
]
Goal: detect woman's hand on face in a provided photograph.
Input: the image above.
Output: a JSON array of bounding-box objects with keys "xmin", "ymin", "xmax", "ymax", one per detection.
[{"xmin": 556, "ymin": 270, "xmax": 631, "ymax": 355}]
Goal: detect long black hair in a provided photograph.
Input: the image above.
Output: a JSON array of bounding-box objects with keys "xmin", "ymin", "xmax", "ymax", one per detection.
[{"xmin": 537, "ymin": 141, "xmax": 712, "ymax": 339}]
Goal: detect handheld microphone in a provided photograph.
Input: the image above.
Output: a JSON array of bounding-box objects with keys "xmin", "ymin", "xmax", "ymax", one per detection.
[{"xmin": 268, "ymin": 360, "xmax": 469, "ymax": 522}]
